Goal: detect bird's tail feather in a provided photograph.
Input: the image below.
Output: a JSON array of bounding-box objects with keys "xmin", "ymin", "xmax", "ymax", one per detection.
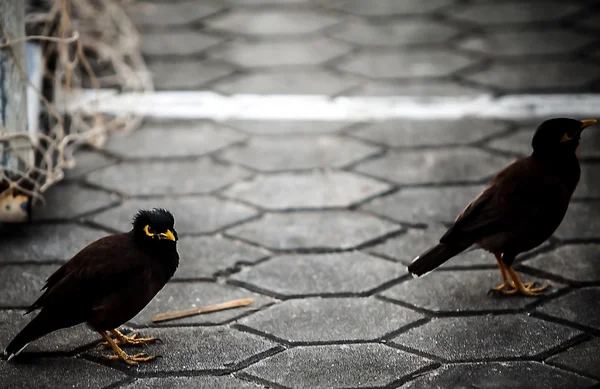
[
  {"xmin": 407, "ymin": 243, "xmax": 470, "ymax": 277},
  {"xmin": 4, "ymin": 311, "xmax": 54, "ymax": 360}
]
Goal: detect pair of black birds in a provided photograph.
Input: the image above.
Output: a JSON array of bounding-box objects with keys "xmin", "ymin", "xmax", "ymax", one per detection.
[{"xmin": 3, "ymin": 117, "xmax": 595, "ymax": 365}]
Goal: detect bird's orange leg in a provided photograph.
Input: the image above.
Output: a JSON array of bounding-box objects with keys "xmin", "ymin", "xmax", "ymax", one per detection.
[
  {"xmin": 503, "ymin": 267, "xmax": 548, "ymax": 296},
  {"xmin": 490, "ymin": 254, "xmax": 512, "ymax": 292},
  {"xmin": 98, "ymin": 331, "xmax": 157, "ymax": 365},
  {"xmin": 490, "ymin": 254, "xmax": 535, "ymax": 293}
]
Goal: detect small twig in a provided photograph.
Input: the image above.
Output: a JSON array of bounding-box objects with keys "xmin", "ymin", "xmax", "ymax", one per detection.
[{"xmin": 152, "ymin": 298, "xmax": 255, "ymax": 323}]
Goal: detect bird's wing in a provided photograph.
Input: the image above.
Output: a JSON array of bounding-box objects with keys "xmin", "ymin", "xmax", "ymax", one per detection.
[
  {"xmin": 440, "ymin": 159, "xmax": 562, "ymax": 244},
  {"xmin": 27, "ymin": 233, "xmax": 147, "ymax": 313}
]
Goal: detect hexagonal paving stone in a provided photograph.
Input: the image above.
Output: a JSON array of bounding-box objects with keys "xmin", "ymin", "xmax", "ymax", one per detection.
[
  {"xmin": 149, "ymin": 61, "xmax": 234, "ymax": 90},
  {"xmin": 458, "ymin": 29, "xmax": 596, "ymax": 57},
  {"xmin": 227, "ymin": 211, "xmax": 401, "ymax": 251},
  {"xmin": 33, "ymin": 183, "xmax": 119, "ymax": 221},
  {"xmin": 486, "ymin": 124, "xmax": 536, "ymax": 156},
  {"xmin": 524, "ymin": 244, "xmax": 600, "ymax": 283},
  {"xmin": 212, "ymin": 70, "xmax": 359, "ymax": 95},
  {"xmin": 331, "ymin": 20, "xmax": 459, "ymax": 47},
  {"xmin": 88, "ymin": 159, "xmax": 249, "ymax": 196},
  {"xmin": 0, "ymin": 265, "xmax": 60, "ymax": 307},
  {"xmin": 338, "ymin": 50, "xmax": 474, "ymax": 79},
  {"xmin": 141, "ymin": 31, "xmax": 223, "ymax": 57},
  {"xmin": 219, "ymin": 136, "xmax": 379, "ymax": 172},
  {"xmin": 446, "ymin": 3, "xmax": 582, "ymax": 25},
  {"xmin": 127, "ymin": 1, "xmax": 222, "ymax": 27},
  {"xmin": 392, "ymin": 314, "xmax": 582, "ymax": 361},
  {"xmin": 238, "ymin": 297, "xmax": 423, "ymax": 342},
  {"xmin": 208, "ymin": 38, "xmax": 350, "ymax": 68},
  {"xmin": 85, "ymin": 327, "xmax": 278, "ymax": 373},
  {"xmin": 131, "ymin": 282, "xmax": 274, "ymax": 326},
  {"xmin": 106, "ymin": 121, "xmax": 245, "ymax": 159},
  {"xmin": 223, "ymin": 171, "xmax": 391, "ymax": 210},
  {"xmin": 225, "ymin": 120, "xmax": 351, "ymax": 135},
  {"xmin": 547, "ymin": 337, "xmax": 600, "ymax": 380},
  {"xmin": 463, "ymin": 62, "xmax": 600, "ymax": 92},
  {"xmin": 123, "ymin": 377, "xmax": 263, "ymax": 389},
  {"xmin": 230, "ymin": 252, "xmax": 404, "ymax": 297},
  {"xmin": 64, "ymin": 148, "xmax": 117, "ymax": 180},
  {"xmin": 91, "ymin": 197, "xmax": 258, "ymax": 235},
  {"xmin": 243, "ymin": 344, "xmax": 433, "ymax": 389},
  {"xmin": 382, "ymin": 269, "xmax": 563, "ymax": 313},
  {"xmin": 400, "ymin": 361, "xmax": 596, "ymax": 389},
  {"xmin": 554, "ymin": 202, "xmax": 600, "ymax": 240},
  {"xmin": 537, "ymin": 287, "xmax": 600, "ymax": 331},
  {"xmin": 174, "ymin": 236, "xmax": 270, "ymax": 280},
  {"xmin": 355, "ymin": 148, "xmax": 513, "ymax": 185},
  {"xmin": 207, "ymin": 10, "xmax": 339, "ymax": 36},
  {"xmin": 350, "ymin": 80, "xmax": 486, "ymax": 96},
  {"xmin": 350, "ymin": 119, "xmax": 508, "ymax": 147},
  {"xmin": 0, "ymin": 358, "xmax": 127, "ymax": 389},
  {"xmin": 0, "ymin": 310, "xmax": 100, "ymax": 355},
  {"xmin": 575, "ymin": 163, "xmax": 600, "ymax": 199},
  {"xmin": 362, "ymin": 185, "xmax": 485, "ymax": 225},
  {"xmin": 0, "ymin": 224, "xmax": 107, "ymax": 263},
  {"xmin": 325, "ymin": 0, "xmax": 452, "ymax": 16},
  {"xmin": 578, "ymin": 126, "xmax": 600, "ymax": 159}
]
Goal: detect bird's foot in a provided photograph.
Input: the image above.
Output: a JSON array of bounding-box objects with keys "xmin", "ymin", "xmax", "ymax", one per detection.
[
  {"xmin": 103, "ymin": 352, "xmax": 158, "ymax": 366},
  {"xmin": 500, "ymin": 267, "xmax": 550, "ymax": 296},
  {"xmin": 99, "ymin": 331, "xmax": 159, "ymax": 349},
  {"xmin": 489, "ymin": 281, "xmax": 535, "ymax": 294},
  {"xmin": 490, "ymin": 282, "xmax": 511, "ymax": 293},
  {"xmin": 115, "ymin": 333, "xmax": 159, "ymax": 346},
  {"xmin": 499, "ymin": 283, "xmax": 548, "ymax": 296}
]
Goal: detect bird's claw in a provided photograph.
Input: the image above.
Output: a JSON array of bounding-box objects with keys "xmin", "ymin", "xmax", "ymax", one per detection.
[
  {"xmin": 489, "ymin": 282, "xmax": 511, "ymax": 293},
  {"xmin": 488, "ymin": 281, "xmax": 535, "ymax": 294},
  {"xmin": 117, "ymin": 333, "xmax": 160, "ymax": 346},
  {"xmin": 99, "ymin": 332, "xmax": 160, "ymax": 348},
  {"xmin": 103, "ymin": 352, "xmax": 158, "ymax": 365},
  {"xmin": 498, "ymin": 283, "xmax": 548, "ymax": 296}
]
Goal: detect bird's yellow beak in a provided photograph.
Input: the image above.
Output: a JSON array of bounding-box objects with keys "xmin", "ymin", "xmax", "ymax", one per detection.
[
  {"xmin": 159, "ymin": 230, "xmax": 176, "ymax": 241},
  {"xmin": 580, "ymin": 119, "xmax": 597, "ymax": 129}
]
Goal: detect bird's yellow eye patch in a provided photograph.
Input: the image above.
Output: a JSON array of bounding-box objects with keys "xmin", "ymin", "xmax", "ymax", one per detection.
[
  {"xmin": 143, "ymin": 225, "xmax": 155, "ymax": 237},
  {"xmin": 560, "ymin": 132, "xmax": 573, "ymax": 143}
]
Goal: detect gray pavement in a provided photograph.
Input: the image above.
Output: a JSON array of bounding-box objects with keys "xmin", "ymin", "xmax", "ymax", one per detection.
[{"xmin": 1, "ymin": 0, "xmax": 600, "ymax": 388}]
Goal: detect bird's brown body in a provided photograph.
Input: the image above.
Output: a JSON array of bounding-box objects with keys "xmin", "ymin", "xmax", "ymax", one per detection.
[
  {"xmin": 450, "ymin": 154, "xmax": 580, "ymax": 263},
  {"xmin": 408, "ymin": 118, "xmax": 595, "ymax": 296},
  {"xmin": 29, "ymin": 232, "xmax": 178, "ymax": 331},
  {"xmin": 4, "ymin": 208, "xmax": 179, "ymax": 365}
]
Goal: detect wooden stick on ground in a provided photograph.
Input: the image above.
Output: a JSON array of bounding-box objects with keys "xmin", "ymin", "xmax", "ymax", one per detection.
[{"xmin": 152, "ymin": 298, "xmax": 254, "ymax": 323}]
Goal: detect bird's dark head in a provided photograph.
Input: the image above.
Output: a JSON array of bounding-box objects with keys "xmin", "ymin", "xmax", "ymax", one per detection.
[
  {"xmin": 132, "ymin": 208, "xmax": 178, "ymax": 247},
  {"xmin": 531, "ymin": 118, "xmax": 596, "ymax": 157}
]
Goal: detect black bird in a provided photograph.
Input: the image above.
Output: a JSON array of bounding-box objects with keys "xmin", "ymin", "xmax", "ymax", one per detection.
[
  {"xmin": 407, "ymin": 118, "xmax": 596, "ymax": 296},
  {"xmin": 4, "ymin": 208, "xmax": 179, "ymax": 365}
]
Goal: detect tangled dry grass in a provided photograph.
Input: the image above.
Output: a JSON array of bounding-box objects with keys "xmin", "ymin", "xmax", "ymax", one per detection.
[{"xmin": 0, "ymin": 0, "xmax": 151, "ymax": 216}]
